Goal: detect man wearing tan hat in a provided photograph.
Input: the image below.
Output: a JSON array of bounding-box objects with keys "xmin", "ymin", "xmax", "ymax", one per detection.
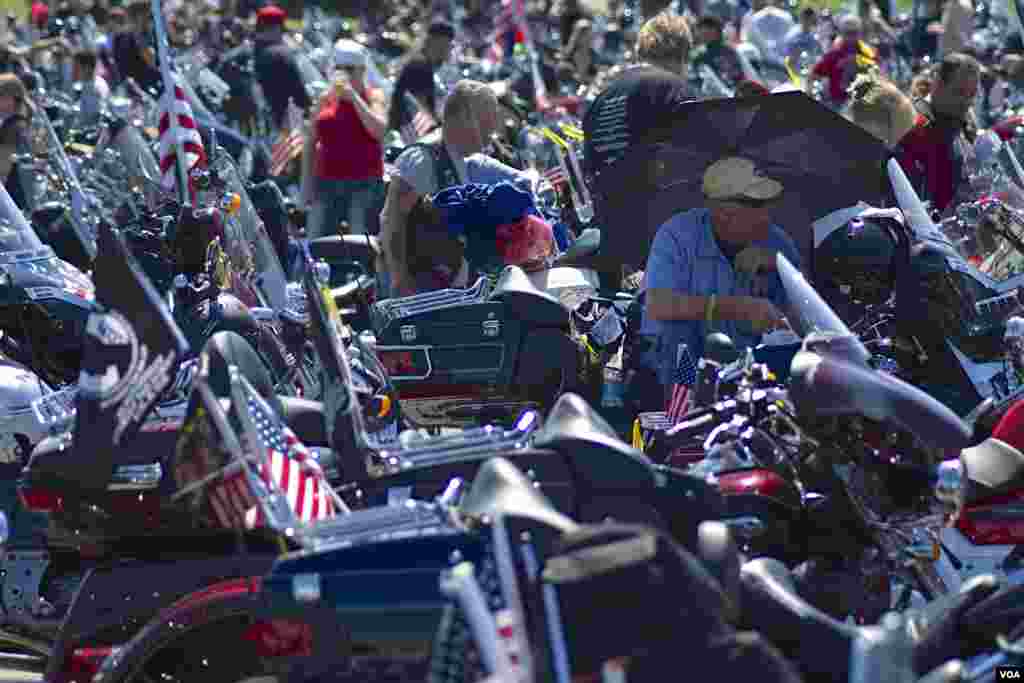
[{"xmin": 641, "ymin": 156, "xmax": 801, "ymax": 389}]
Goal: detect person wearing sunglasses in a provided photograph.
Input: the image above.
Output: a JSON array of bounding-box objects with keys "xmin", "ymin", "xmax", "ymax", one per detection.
[
  {"xmin": 302, "ymin": 39, "xmax": 387, "ymax": 239},
  {"xmin": 641, "ymin": 156, "xmax": 801, "ymax": 392}
]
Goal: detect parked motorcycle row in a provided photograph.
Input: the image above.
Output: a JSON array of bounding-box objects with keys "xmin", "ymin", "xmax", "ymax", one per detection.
[{"xmin": 13, "ymin": 3, "xmax": 1024, "ymax": 683}]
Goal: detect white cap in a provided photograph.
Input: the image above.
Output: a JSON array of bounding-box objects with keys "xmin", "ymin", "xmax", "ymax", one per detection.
[
  {"xmin": 702, "ymin": 157, "xmax": 784, "ymax": 201},
  {"xmin": 334, "ymin": 39, "xmax": 368, "ymax": 69}
]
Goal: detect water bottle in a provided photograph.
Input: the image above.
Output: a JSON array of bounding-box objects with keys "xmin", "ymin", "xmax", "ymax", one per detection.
[{"xmin": 601, "ymin": 343, "xmax": 625, "ymax": 409}]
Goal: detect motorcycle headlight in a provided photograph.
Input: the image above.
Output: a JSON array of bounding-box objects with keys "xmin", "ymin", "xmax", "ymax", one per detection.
[{"xmin": 935, "ymin": 457, "xmax": 965, "ymax": 510}]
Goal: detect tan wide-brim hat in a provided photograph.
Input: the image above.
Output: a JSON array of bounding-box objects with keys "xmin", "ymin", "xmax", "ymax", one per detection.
[{"xmin": 702, "ymin": 157, "xmax": 784, "ymax": 201}]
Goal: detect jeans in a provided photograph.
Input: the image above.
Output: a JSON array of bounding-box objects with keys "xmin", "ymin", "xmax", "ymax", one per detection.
[{"xmin": 308, "ymin": 178, "xmax": 385, "ymax": 239}]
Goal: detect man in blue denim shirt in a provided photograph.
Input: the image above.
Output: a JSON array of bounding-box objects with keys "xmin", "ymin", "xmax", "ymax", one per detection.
[{"xmin": 642, "ymin": 157, "xmax": 802, "ymax": 387}]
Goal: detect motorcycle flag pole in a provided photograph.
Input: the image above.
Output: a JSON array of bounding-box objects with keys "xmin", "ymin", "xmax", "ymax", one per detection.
[{"xmin": 150, "ymin": 0, "xmax": 191, "ymax": 207}]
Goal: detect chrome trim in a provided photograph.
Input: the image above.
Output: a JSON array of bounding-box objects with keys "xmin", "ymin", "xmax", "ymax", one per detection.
[
  {"xmin": 935, "ymin": 458, "xmax": 965, "ymax": 510},
  {"xmin": 108, "ymin": 463, "xmax": 163, "ymax": 491},
  {"xmin": 720, "ymin": 516, "xmax": 766, "ymax": 540}
]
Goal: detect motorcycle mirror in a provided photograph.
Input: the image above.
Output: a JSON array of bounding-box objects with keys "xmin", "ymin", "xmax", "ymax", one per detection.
[
  {"xmin": 0, "ymin": 511, "xmax": 9, "ymax": 547},
  {"xmin": 705, "ymin": 332, "xmax": 740, "ymax": 364}
]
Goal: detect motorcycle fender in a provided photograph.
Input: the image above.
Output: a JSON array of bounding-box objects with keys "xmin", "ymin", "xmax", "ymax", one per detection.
[{"xmin": 47, "ymin": 552, "xmax": 278, "ymax": 679}]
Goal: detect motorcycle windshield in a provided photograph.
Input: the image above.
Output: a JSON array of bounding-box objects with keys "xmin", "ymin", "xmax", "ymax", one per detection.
[
  {"xmin": 777, "ymin": 253, "xmax": 871, "ymax": 364},
  {"xmin": 953, "ymin": 200, "xmax": 1024, "ymax": 283},
  {"xmin": 0, "ymin": 183, "xmax": 46, "ymax": 256},
  {"xmin": 205, "ymin": 152, "xmax": 289, "ymax": 311},
  {"xmin": 109, "ymin": 122, "xmax": 161, "ymax": 194}
]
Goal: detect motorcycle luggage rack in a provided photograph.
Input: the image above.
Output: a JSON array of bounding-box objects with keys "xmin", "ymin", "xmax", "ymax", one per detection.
[
  {"xmin": 303, "ymin": 499, "xmax": 454, "ymax": 551},
  {"xmin": 371, "ymin": 277, "xmax": 492, "ymax": 329},
  {"xmin": 367, "ymin": 412, "xmax": 540, "ymax": 476}
]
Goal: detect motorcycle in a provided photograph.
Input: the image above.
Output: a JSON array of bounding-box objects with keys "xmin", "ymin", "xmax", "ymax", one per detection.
[
  {"xmin": 10, "ymin": 224, "xmax": 333, "ymax": 680},
  {"xmin": 817, "ymin": 159, "xmax": 1024, "ymax": 421}
]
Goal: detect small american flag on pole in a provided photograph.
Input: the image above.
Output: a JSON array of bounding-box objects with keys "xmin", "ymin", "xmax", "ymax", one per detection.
[
  {"xmin": 666, "ymin": 342, "xmax": 698, "ymax": 424},
  {"xmin": 270, "ymin": 99, "xmax": 305, "ymax": 177},
  {"xmin": 664, "ymin": 342, "xmax": 703, "ymax": 464},
  {"xmin": 543, "ymin": 165, "xmax": 568, "ymax": 188},
  {"xmin": 158, "ymin": 72, "xmax": 206, "ymax": 197},
  {"xmin": 208, "ymin": 381, "xmax": 339, "ymax": 530}
]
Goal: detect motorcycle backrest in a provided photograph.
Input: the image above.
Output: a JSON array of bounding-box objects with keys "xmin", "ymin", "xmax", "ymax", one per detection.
[
  {"xmin": 533, "ymin": 393, "xmax": 657, "ymax": 488},
  {"xmin": 489, "ymin": 265, "xmax": 569, "ymax": 329}
]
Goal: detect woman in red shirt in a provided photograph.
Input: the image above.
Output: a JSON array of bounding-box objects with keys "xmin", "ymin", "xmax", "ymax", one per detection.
[{"xmin": 304, "ymin": 39, "xmax": 387, "ymax": 238}]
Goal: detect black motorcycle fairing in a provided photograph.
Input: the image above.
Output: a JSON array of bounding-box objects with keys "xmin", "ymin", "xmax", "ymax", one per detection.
[
  {"xmin": 534, "ymin": 393, "xmax": 656, "ymax": 487},
  {"xmin": 910, "ymin": 573, "xmax": 1002, "ymax": 674},
  {"xmin": 788, "ymin": 351, "xmax": 973, "ymax": 449},
  {"xmin": 960, "ymin": 438, "xmax": 1024, "ymax": 505},
  {"xmin": 170, "ymin": 207, "xmax": 224, "ymax": 277}
]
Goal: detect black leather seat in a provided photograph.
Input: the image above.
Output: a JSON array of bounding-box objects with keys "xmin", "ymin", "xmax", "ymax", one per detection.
[
  {"xmin": 308, "ymin": 235, "xmax": 380, "ymax": 266},
  {"xmin": 279, "ymin": 396, "xmax": 328, "ymax": 447},
  {"xmin": 533, "ymin": 393, "xmax": 655, "ymax": 487},
  {"xmin": 247, "ymin": 179, "xmax": 292, "ymax": 267},
  {"xmin": 489, "ymin": 266, "xmax": 568, "ymax": 328},
  {"xmin": 460, "ymin": 457, "xmax": 578, "ymax": 535},
  {"xmin": 961, "ymin": 438, "xmax": 1024, "ymax": 505}
]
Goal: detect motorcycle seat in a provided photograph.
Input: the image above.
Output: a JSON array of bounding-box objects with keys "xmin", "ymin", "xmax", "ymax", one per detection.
[
  {"xmin": 459, "ymin": 456, "xmax": 578, "ymax": 535},
  {"xmin": 960, "ymin": 438, "xmax": 1024, "ymax": 505},
  {"xmin": 308, "ymin": 235, "xmax": 381, "ymax": 265},
  {"xmin": 489, "ymin": 265, "xmax": 568, "ymax": 328},
  {"xmin": 534, "ymin": 393, "xmax": 656, "ymax": 488},
  {"xmin": 279, "ymin": 395, "xmax": 328, "ymax": 447}
]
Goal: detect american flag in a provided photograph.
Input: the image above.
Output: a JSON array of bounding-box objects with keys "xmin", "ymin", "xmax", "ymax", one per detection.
[
  {"xmin": 666, "ymin": 342, "xmax": 698, "ymax": 424},
  {"xmin": 208, "ymin": 382, "xmax": 339, "ymax": 530},
  {"xmin": 662, "ymin": 342, "xmax": 706, "ymax": 464},
  {"xmin": 543, "ymin": 165, "xmax": 568, "ymax": 188},
  {"xmin": 158, "ymin": 73, "xmax": 207, "ymax": 198},
  {"xmin": 400, "ymin": 93, "xmax": 438, "ymax": 145},
  {"xmin": 270, "ymin": 99, "xmax": 305, "ymax": 177},
  {"xmin": 270, "ymin": 129, "xmax": 304, "ymax": 177}
]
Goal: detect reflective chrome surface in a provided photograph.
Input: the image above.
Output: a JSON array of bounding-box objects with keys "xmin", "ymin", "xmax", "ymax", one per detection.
[{"xmin": 935, "ymin": 458, "xmax": 965, "ymax": 509}]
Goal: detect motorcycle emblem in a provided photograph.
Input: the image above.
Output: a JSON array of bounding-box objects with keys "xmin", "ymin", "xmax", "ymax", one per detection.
[
  {"xmin": 400, "ymin": 325, "xmax": 417, "ymax": 343},
  {"xmin": 79, "ymin": 311, "xmax": 176, "ymax": 444}
]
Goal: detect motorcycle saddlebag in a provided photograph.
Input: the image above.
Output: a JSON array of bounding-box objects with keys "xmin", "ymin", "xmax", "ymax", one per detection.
[{"xmin": 532, "ymin": 523, "xmax": 731, "ymax": 678}]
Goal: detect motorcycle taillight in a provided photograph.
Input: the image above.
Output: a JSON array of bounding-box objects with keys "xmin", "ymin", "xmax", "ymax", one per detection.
[
  {"xmin": 18, "ymin": 486, "xmax": 63, "ymax": 512},
  {"xmin": 242, "ymin": 619, "xmax": 314, "ymax": 658},
  {"xmin": 55, "ymin": 645, "xmax": 118, "ymax": 683}
]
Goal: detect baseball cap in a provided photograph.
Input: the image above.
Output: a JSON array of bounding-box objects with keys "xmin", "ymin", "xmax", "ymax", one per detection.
[
  {"xmin": 702, "ymin": 157, "xmax": 784, "ymax": 201},
  {"xmin": 334, "ymin": 38, "xmax": 367, "ymax": 68},
  {"xmin": 256, "ymin": 4, "xmax": 286, "ymax": 26}
]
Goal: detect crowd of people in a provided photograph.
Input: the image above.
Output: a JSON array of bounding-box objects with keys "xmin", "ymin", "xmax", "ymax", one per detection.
[{"xmin": 0, "ymin": 0, "xmax": 1012, "ymax": 403}]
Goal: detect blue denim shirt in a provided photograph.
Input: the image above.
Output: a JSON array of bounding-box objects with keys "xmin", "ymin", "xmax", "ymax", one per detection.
[{"xmin": 640, "ymin": 208, "xmax": 802, "ymax": 386}]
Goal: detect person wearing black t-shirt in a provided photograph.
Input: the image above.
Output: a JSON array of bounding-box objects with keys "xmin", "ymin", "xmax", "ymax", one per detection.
[
  {"xmin": 252, "ymin": 5, "xmax": 311, "ymax": 129},
  {"xmin": 388, "ymin": 20, "xmax": 454, "ymax": 133},
  {"xmin": 111, "ymin": 0, "xmax": 160, "ymax": 92},
  {"xmin": 583, "ymin": 12, "xmax": 692, "ymax": 187}
]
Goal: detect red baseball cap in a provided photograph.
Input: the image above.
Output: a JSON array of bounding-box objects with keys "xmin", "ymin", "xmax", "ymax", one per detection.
[
  {"xmin": 30, "ymin": 2, "xmax": 49, "ymax": 25},
  {"xmin": 255, "ymin": 5, "xmax": 286, "ymax": 26}
]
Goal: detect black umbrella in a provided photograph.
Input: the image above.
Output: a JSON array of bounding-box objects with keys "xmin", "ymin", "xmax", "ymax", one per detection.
[{"xmin": 592, "ymin": 92, "xmax": 891, "ymax": 275}]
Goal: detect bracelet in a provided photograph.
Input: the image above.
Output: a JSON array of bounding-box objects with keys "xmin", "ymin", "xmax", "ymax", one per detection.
[{"xmin": 705, "ymin": 294, "xmax": 717, "ymax": 327}]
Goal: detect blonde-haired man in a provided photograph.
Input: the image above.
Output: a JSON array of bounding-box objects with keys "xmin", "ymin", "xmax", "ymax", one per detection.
[
  {"xmin": 583, "ymin": 11, "xmax": 692, "ymax": 206},
  {"xmin": 378, "ymin": 79, "xmax": 531, "ymax": 297}
]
